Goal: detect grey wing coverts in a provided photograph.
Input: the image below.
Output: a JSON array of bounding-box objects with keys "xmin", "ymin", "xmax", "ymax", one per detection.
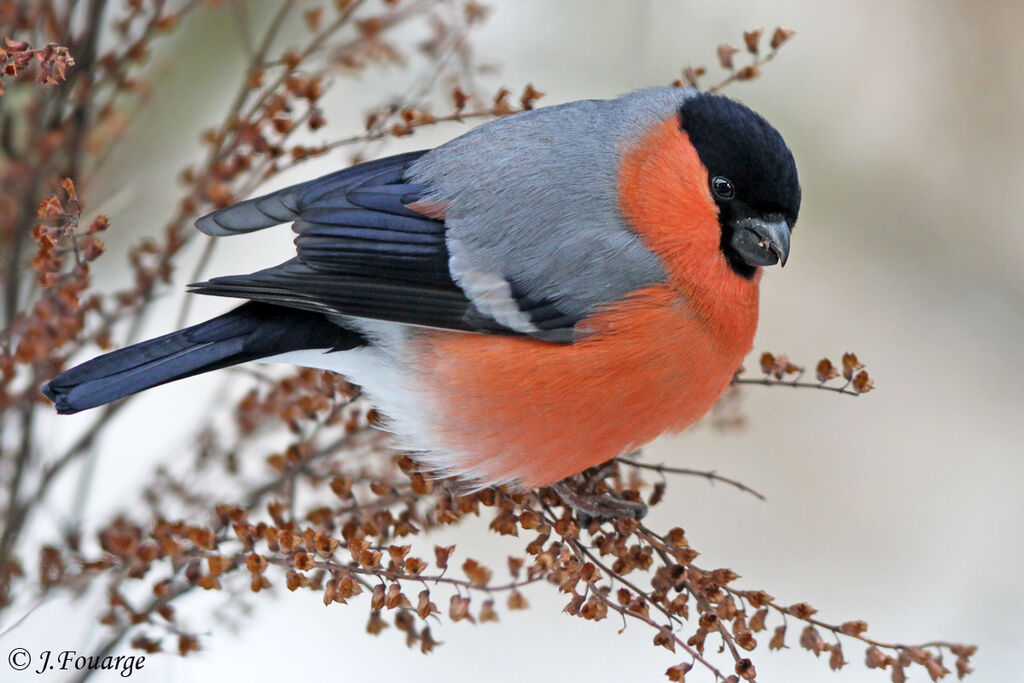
[
  {"xmin": 197, "ymin": 87, "xmax": 694, "ymax": 341},
  {"xmin": 408, "ymin": 87, "xmax": 694, "ymax": 336}
]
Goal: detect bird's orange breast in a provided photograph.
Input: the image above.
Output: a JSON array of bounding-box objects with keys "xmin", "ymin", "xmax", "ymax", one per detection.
[{"xmin": 412, "ymin": 116, "xmax": 760, "ymax": 489}]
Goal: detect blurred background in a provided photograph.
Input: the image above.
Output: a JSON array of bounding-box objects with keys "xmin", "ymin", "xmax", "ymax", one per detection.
[{"xmin": 12, "ymin": 1, "xmax": 1024, "ymax": 681}]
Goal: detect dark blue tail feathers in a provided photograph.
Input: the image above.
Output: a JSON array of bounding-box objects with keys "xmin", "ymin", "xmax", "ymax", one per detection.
[{"xmin": 43, "ymin": 302, "xmax": 364, "ymax": 414}]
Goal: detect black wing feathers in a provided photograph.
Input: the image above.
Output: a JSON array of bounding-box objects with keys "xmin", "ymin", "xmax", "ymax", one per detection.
[
  {"xmin": 192, "ymin": 150, "xmax": 582, "ymax": 338},
  {"xmin": 195, "ymin": 151, "xmax": 430, "ymax": 236},
  {"xmin": 192, "ymin": 260, "xmax": 493, "ymax": 333},
  {"xmin": 193, "ymin": 150, "xmax": 486, "ymax": 331}
]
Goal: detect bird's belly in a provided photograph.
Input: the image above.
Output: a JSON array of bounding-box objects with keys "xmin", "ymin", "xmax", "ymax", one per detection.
[
  {"xmin": 412, "ymin": 285, "xmax": 757, "ymax": 489},
  {"xmin": 264, "ymin": 285, "xmax": 756, "ymax": 490}
]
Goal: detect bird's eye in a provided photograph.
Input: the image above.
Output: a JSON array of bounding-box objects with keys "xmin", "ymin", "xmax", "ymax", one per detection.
[{"xmin": 711, "ymin": 176, "xmax": 735, "ymax": 200}]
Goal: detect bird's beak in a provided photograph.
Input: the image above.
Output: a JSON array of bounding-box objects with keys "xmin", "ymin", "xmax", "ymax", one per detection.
[{"xmin": 730, "ymin": 216, "xmax": 791, "ymax": 268}]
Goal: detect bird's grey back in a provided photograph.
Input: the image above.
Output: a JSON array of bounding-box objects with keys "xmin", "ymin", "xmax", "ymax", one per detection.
[{"xmin": 408, "ymin": 87, "xmax": 697, "ymax": 324}]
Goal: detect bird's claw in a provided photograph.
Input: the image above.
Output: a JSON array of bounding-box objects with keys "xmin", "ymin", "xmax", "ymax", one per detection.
[{"xmin": 549, "ymin": 463, "xmax": 648, "ymax": 526}]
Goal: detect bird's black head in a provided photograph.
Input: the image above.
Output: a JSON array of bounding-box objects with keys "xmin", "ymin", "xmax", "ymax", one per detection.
[{"xmin": 679, "ymin": 92, "xmax": 801, "ymax": 279}]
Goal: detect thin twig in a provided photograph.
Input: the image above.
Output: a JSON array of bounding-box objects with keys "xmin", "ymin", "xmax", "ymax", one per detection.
[
  {"xmin": 269, "ymin": 107, "xmax": 506, "ymax": 177},
  {"xmin": 0, "ymin": 405, "xmax": 36, "ymax": 571},
  {"xmin": 707, "ymin": 47, "xmax": 784, "ymax": 94},
  {"xmin": 617, "ymin": 457, "xmax": 766, "ymax": 501},
  {"xmin": 732, "ymin": 376, "xmax": 861, "ymax": 396},
  {"xmin": 174, "ymin": 0, "xmax": 300, "ymax": 329},
  {"xmin": 559, "ymin": 526, "xmax": 724, "ymax": 680},
  {"xmin": 69, "ymin": 579, "xmax": 197, "ymax": 683},
  {"xmin": 1, "ymin": 401, "xmax": 125, "ymax": 569}
]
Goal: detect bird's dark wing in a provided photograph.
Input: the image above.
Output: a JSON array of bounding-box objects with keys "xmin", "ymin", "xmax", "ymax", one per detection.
[
  {"xmin": 43, "ymin": 302, "xmax": 365, "ymax": 414},
  {"xmin": 191, "ymin": 151, "xmax": 581, "ymax": 340},
  {"xmin": 191, "ymin": 258, "xmax": 495, "ymax": 333}
]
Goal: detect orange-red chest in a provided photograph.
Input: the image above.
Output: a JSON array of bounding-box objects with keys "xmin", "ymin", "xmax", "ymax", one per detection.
[{"xmin": 412, "ymin": 117, "xmax": 760, "ymax": 489}]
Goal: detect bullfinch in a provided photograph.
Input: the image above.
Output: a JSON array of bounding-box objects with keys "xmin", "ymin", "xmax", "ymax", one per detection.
[{"xmin": 44, "ymin": 86, "xmax": 801, "ymax": 494}]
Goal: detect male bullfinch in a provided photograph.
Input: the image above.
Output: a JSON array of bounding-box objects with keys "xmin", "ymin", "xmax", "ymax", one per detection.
[{"xmin": 44, "ymin": 87, "xmax": 800, "ymax": 494}]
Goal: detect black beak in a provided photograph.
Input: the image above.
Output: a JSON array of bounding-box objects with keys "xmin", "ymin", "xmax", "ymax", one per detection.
[{"xmin": 729, "ymin": 217, "xmax": 791, "ymax": 268}]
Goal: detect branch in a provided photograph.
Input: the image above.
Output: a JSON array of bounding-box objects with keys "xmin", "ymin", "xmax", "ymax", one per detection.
[
  {"xmin": 731, "ymin": 376, "xmax": 861, "ymax": 396},
  {"xmin": 617, "ymin": 457, "xmax": 766, "ymax": 501},
  {"xmin": 732, "ymin": 352, "xmax": 874, "ymax": 397}
]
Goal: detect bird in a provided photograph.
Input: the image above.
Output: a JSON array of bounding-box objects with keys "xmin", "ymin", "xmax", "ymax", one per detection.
[{"xmin": 43, "ymin": 86, "xmax": 800, "ymax": 506}]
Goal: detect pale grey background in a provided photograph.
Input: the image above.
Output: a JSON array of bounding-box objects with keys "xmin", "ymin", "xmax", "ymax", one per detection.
[{"xmin": 10, "ymin": 1, "xmax": 1022, "ymax": 681}]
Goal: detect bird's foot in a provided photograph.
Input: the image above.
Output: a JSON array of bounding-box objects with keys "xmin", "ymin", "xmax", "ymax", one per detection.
[{"xmin": 549, "ymin": 462, "xmax": 647, "ymax": 525}]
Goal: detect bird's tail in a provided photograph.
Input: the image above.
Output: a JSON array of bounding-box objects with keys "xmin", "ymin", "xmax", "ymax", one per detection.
[{"xmin": 43, "ymin": 302, "xmax": 364, "ymax": 414}]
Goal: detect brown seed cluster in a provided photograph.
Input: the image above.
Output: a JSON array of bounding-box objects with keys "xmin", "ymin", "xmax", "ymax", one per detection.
[
  {"xmin": 674, "ymin": 26, "xmax": 796, "ymax": 93},
  {"xmin": 732, "ymin": 351, "xmax": 875, "ymax": 396},
  {"xmin": 31, "ymin": 441, "xmax": 978, "ymax": 682},
  {"xmin": 3, "ymin": 180, "xmax": 108, "ymax": 397},
  {"xmin": 0, "ymin": 6, "xmax": 974, "ymax": 683},
  {"xmin": 0, "ymin": 36, "xmax": 74, "ymax": 96}
]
